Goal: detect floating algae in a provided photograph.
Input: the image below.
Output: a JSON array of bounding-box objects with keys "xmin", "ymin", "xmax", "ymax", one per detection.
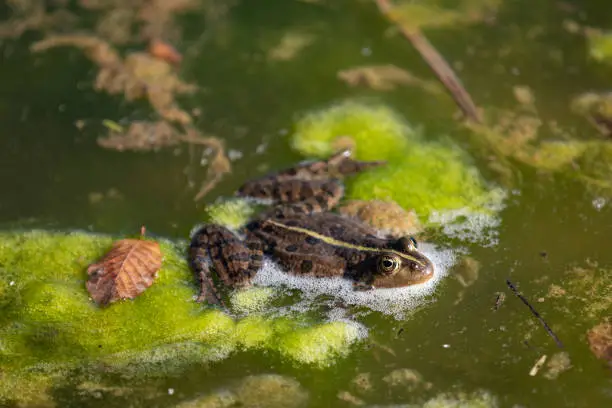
[
  {"xmin": 586, "ymin": 29, "xmax": 612, "ymax": 64},
  {"xmin": 290, "ymin": 101, "xmax": 505, "ymax": 240},
  {"xmin": 177, "ymin": 374, "xmax": 309, "ymax": 408},
  {"xmin": 385, "ymin": 0, "xmax": 502, "ymax": 31},
  {"xmin": 0, "ymin": 230, "xmax": 364, "ymax": 405}
]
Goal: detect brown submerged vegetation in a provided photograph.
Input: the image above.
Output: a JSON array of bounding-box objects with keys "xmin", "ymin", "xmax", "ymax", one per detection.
[
  {"xmin": 337, "ymin": 65, "xmax": 443, "ymax": 94},
  {"xmin": 542, "ymin": 262, "xmax": 612, "ymax": 369},
  {"xmin": 588, "ymin": 323, "xmax": 612, "ymax": 370},
  {"xmin": 4, "ymin": 0, "xmax": 236, "ymax": 200},
  {"xmin": 31, "ymin": 35, "xmax": 197, "ymax": 125}
]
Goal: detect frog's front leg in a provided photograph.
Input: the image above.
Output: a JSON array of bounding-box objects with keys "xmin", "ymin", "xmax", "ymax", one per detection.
[{"xmin": 190, "ymin": 225, "xmax": 263, "ymax": 306}]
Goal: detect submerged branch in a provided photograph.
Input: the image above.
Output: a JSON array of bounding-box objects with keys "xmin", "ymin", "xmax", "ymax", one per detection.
[
  {"xmin": 506, "ymin": 279, "xmax": 564, "ymax": 349},
  {"xmin": 374, "ymin": 0, "xmax": 481, "ymax": 123}
]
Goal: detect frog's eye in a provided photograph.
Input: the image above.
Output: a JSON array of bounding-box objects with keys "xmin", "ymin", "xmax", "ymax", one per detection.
[
  {"xmin": 378, "ymin": 255, "xmax": 400, "ymax": 274},
  {"xmin": 410, "ymin": 237, "xmax": 418, "ymax": 249},
  {"xmin": 397, "ymin": 236, "xmax": 417, "ymax": 251}
]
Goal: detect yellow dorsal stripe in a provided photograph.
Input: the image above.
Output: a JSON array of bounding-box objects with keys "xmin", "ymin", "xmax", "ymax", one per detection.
[{"xmin": 266, "ymin": 219, "xmax": 425, "ymax": 266}]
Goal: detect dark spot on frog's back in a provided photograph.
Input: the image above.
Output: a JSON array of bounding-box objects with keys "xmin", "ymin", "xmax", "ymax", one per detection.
[
  {"xmin": 314, "ymin": 194, "xmax": 329, "ymax": 208},
  {"xmin": 250, "ymin": 253, "xmax": 264, "ymax": 262},
  {"xmin": 285, "ymin": 244, "xmax": 299, "ymax": 252},
  {"xmin": 305, "ymin": 236, "xmax": 319, "ymax": 245},
  {"xmin": 330, "ymin": 226, "xmax": 345, "ymax": 236},
  {"xmin": 227, "ymin": 252, "xmax": 251, "ymax": 262},
  {"xmin": 300, "ymin": 260, "xmax": 313, "ymax": 273},
  {"xmin": 303, "ymin": 202, "xmax": 314, "ymax": 213},
  {"xmin": 247, "ymin": 241, "xmax": 263, "ymax": 251}
]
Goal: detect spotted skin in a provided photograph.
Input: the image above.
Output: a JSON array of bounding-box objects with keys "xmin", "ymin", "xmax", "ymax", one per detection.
[{"xmin": 189, "ymin": 150, "xmax": 434, "ymax": 306}]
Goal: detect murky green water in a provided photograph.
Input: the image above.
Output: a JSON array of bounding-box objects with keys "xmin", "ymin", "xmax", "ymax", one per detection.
[{"xmin": 1, "ymin": 0, "xmax": 611, "ymax": 407}]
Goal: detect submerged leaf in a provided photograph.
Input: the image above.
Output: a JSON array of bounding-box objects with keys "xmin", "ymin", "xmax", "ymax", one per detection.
[
  {"xmin": 86, "ymin": 238, "xmax": 162, "ymax": 306},
  {"xmin": 337, "ymin": 64, "xmax": 443, "ymax": 94}
]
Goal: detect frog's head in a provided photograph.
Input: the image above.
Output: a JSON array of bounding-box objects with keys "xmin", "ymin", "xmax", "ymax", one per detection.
[{"xmin": 370, "ymin": 237, "xmax": 434, "ymax": 288}]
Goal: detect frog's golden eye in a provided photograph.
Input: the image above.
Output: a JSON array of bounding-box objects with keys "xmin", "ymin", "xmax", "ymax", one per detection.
[{"xmin": 378, "ymin": 255, "xmax": 400, "ymax": 274}]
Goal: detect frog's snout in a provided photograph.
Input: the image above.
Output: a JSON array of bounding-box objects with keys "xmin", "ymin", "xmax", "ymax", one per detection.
[{"xmin": 416, "ymin": 258, "xmax": 435, "ymax": 283}]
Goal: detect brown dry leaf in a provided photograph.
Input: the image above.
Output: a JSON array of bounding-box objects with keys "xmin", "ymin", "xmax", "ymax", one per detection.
[{"xmin": 87, "ymin": 238, "xmax": 162, "ymax": 306}]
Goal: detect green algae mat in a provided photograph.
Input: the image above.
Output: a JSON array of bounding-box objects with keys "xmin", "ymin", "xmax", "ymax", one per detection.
[{"xmin": 0, "ymin": 230, "xmax": 365, "ymax": 400}]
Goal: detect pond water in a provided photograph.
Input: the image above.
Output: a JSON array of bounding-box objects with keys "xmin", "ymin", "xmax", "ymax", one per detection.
[{"xmin": 1, "ymin": 0, "xmax": 611, "ymax": 407}]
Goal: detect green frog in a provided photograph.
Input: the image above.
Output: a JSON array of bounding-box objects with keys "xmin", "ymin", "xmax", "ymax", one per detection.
[{"xmin": 190, "ymin": 150, "xmax": 435, "ymax": 306}]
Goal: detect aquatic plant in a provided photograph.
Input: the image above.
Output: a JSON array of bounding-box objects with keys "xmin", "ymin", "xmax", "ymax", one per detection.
[
  {"xmin": 291, "ymin": 100, "xmax": 503, "ymax": 220},
  {"xmin": 0, "ymin": 230, "xmax": 363, "ymax": 405},
  {"xmin": 587, "ymin": 30, "xmax": 612, "ymax": 64}
]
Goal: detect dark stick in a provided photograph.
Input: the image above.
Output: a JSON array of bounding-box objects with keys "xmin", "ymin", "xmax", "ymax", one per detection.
[
  {"xmin": 506, "ymin": 279, "xmax": 564, "ymax": 349},
  {"xmin": 374, "ymin": 0, "xmax": 481, "ymax": 123}
]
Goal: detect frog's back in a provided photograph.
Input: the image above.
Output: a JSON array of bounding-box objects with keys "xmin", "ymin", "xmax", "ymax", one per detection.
[
  {"xmin": 246, "ymin": 212, "xmax": 392, "ymax": 257},
  {"xmin": 276, "ymin": 212, "xmax": 386, "ymax": 245}
]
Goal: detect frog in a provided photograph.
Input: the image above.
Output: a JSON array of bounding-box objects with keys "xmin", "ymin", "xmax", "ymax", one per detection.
[{"xmin": 189, "ymin": 150, "xmax": 435, "ymax": 306}]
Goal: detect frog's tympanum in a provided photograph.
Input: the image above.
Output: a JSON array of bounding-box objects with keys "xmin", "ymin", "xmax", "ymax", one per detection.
[{"xmin": 190, "ymin": 150, "xmax": 435, "ymax": 305}]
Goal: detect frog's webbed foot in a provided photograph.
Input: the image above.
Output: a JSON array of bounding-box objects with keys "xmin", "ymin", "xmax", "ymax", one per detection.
[
  {"xmin": 274, "ymin": 149, "xmax": 385, "ymax": 180},
  {"xmin": 190, "ymin": 225, "xmax": 263, "ymax": 308},
  {"xmin": 324, "ymin": 149, "xmax": 386, "ymax": 178}
]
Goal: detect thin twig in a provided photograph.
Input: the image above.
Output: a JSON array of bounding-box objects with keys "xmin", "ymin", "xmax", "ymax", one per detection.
[
  {"xmin": 506, "ymin": 279, "xmax": 564, "ymax": 349},
  {"xmin": 179, "ymin": 130, "xmax": 231, "ymax": 201},
  {"xmin": 374, "ymin": 0, "xmax": 481, "ymax": 123}
]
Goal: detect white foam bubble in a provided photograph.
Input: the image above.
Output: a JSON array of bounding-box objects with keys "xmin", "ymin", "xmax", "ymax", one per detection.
[
  {"xmin": 429, "ymin": 208, "xmax": 502, "ymax": 246},
  {"xmin": 252, "ymin": 243, "xmax": 456, "ymax": 320},
  {"xmin": 428, "ymin": 189, "xmax": 507, "ymax": 247}
]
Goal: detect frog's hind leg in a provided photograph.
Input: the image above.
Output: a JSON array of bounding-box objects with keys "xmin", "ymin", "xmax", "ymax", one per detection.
[
  {"xmin": 238, "ymin": 176, "xmax": 344, "ymax": 207},
  {"xmin": 190, "ymin": 225, "xmax": 263, "ymax": 306},
  {"xmin": 269, "ymin": 179, "xmax": 347, "ymax": 218},
  {"xmin": 267, "ymin": 149, "xmax": 385, "ymax": 181},
  {"xmin": 237, "ymin": 150, "xmax": 386, "ymax": 217}
]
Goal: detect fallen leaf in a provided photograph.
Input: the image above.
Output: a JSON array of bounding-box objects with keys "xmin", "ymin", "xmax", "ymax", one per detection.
[{"xmin": 87, "ymin": 238, "xmax": 162, "ymax": 306}]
